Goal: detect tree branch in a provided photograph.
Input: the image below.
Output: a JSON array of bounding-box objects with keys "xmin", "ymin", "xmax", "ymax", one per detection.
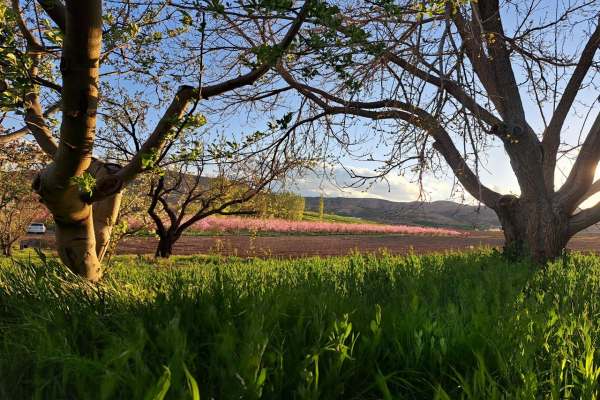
[
  {"xmin": 557, "ymin": 111, "xmax": 600, "ymax": 212},
  {"xmin": 385, "ymin": 52, "xmax": 502, "ymax": 128},
  {"xmin": 0, "ymin": 102, "xmax": 60, "ymax": 146},
  {"xmin": 278, "ymin": 66, "xmax": 502, "ymax": 207},
  {"xmin": 11, "ymin": 0, "xmax": 44, "ymax": 51},
  {"xmin": 115, "ymin": 1, "xmax": 311, "ymax": 186},
  {"xmin": 453, "ymin": 1, "xmax": 528, "ymax": 126},
  {"xmin": 24, "ymin": 75, "xmax": 59, "ymax": 157},
  {"xmin": 36, "ymin": 0, "xmax": 66, "ymax": 32},
  {"xmin": 569, "ymin": 201, "xmax": 600, "ymax": 235},
  {"xmin": 579, "ymin": 179, "xmax": 600, "ymax": 205},
  {"xmin": 45, "ymin": 0, "xmax": 102, "ymax": 187},
  {"xmin": 0, "ymin": 127, "xmax": 28, "ymax": 145},
  {"xmin": 542, "ymin": 20, "xmax": 600, "ymax": 189}
]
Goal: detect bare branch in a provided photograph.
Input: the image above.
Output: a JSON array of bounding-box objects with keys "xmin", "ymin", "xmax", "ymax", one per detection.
[
  {"xmin": 0, "ymin": 127, "xmax": 28, "ymax": 145},
  {"xmin": 278, "ymin": 65, "xmax": 501, "ymax": 207},
  {"xmin": 453, "ymin": 1, "xmax": 527, "ymax": 125},
  {"xmin": 542, "ymin": 20, "xmax": 600, "ymax": 189},
  {"xmin": 36, "ymin": 0, "xmax": 66, "ymax": 32},
  {"xmin": 557, "ymin": 111, "xmax": 600, "ymax": 212},
  {"xmin": 385, "ymin": 52, "xmax": 502, "ymax": 128},
  {"xmin": 569, "ymin": 201, "xmax": 600, "ymax": 235},
  {"xmin": 115, "ymin": 1, "xmax": 311, "ymax": 186}
]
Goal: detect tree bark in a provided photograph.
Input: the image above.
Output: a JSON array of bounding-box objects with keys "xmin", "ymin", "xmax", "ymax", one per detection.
[
  {"xmin": 90, "ymin": 162, "xmax": 123, "ymax": 262},
  {"xmin": 155, "ymin": 232, "xmax": 177, "ymax": 258},
  {"xmin": 495, "ymin": 195, "xmax": 570, "ymax": 262},
  {"xmin": 32, "ymin": 1, "xmax": 104, "ymax": 281},
  {"xmin": 93, "ymin": 193, "xmax": 122, "ymax": 262},
  {"xmin": 1, "ymin": 244, "xmax": 11, "ymax": 257},
  {"xmin": 54, "ymin": 213, "xmax": 101, "ymax": 280}
]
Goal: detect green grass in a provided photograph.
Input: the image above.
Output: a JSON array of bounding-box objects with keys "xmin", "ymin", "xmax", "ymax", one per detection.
[
  {"xmin": 2, "ymin": 250, "xmax": 600, "ymax": 398},
  {"xmin": 302, "ymin": 210, "xmax": 379, "ymax": 224}
]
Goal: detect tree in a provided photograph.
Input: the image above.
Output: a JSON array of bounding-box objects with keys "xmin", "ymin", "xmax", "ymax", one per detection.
[
  {"xmin": 318, "ymin": 193, "xmax": 324, "ymax": 221},
  {"xmin": 94, "ymin": 62, "xmax": 309, "ymax": 259},
  {"xmin": 0, "ymin": 0, "xmax": 311, "ymax": 279},
  {"xmin": 103, "ymin": 176, "xmax": 153, "ymax": 259},
  {"xmin": 275, "ymin": 0, "xmax": 600, "ymax": 261},
  {"xmin": 0, "ymin": 141, "xmax": 47, "ymax": 256},
  {"xmin": 250, "ymin": 191, "xmax": 306, "ymax": 220},
  {"xmin": 146, "ymin": 147, "xmax": 297, "ymax": 258}
]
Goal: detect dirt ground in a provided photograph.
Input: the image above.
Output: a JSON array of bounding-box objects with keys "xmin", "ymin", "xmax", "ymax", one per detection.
[{"xmin": 23, "ymin": 231, "xmax": 600, "ymax": 258}]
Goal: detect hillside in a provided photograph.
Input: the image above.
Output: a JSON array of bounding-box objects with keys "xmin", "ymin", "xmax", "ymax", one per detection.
[{"xmin": 304, "ymin": 197, "xmax": 500, "ymax": 230}]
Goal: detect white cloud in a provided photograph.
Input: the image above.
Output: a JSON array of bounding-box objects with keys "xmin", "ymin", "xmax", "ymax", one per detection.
[{"xmin": 287, "ymin": 165, "xmax": 456, "ymax": 202}]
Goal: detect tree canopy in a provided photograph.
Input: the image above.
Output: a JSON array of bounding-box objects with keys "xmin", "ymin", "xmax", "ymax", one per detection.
[{"xmin": 2, "ymin": 0, "xmax": 600, "ymax": 274}]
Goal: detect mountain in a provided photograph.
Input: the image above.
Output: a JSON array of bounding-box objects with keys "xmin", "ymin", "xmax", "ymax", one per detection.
[{"xmin": 304, "ymin": 197, "xmax": 500, "ymax": 230}]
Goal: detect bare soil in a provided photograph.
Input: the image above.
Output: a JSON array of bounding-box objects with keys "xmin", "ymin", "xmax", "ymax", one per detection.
[{"xmin": 25, "ymin": 231, "xmax": 600, "ymax": 258}]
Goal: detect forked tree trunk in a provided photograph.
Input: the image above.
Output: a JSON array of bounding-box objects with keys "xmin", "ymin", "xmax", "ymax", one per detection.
[
  {"xmin": 155, "ymin": 240, "xmax": 173, "ymax": 258},
  {"xmin": 2, "ymin": 244, "xmax": 11, "ymax": 257},
  {"xmin": 34, "ymin": 164, "xmax": 123, "ymax": 282},
  {"xmin": 495, "ymin": 195, "xmax": 571, "ymax": 262},
  {"xmin": 155, "ymin": 231, "xmax": 179, "ymax": 258},
  {"xmin": 54, "ymin": 213, "xmax": 102, "ymax": 280}
]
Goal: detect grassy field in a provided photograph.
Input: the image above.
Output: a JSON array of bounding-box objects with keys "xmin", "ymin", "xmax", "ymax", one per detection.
[
  {"xmin": 302, "ymin": 210, "xmax": 378, "ymax": 224},
  {"xmin": 2, "ymin": 250, "xmax": 600, "ymax": 398}
]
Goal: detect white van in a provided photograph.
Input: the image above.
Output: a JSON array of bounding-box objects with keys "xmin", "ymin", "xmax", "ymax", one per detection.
[{"xmin": 27, "ymin": 223, "xmax": 47, "ymax": 234}]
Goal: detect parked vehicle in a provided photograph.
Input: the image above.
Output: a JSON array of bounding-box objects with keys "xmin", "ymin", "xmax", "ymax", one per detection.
[{"xmin": 26, "ymin": 223, "xmax": 47, "ymax": 234}]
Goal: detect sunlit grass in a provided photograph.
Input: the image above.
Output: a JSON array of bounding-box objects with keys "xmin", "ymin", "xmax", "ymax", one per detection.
[
  {"xmin": 2, "ymin": 250, "xmax": 600, "ymax": 398},
  {"xmin": 302, "ymin": 210, "xmax": 378, "ymax": 224}
]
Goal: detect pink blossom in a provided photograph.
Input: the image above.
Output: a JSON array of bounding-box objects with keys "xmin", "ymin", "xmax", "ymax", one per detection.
[{"xmin": 191, "ymin": 216, "xmax": 464, "ymax": 236}]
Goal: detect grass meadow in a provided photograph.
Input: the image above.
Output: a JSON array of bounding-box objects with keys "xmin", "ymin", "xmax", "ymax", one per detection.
[{"xmin": 2, "ymin": 249, "xmax": 600, "ymax": 399}]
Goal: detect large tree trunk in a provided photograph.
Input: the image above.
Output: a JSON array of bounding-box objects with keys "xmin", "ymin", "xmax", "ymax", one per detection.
[
  {"xmin": 34, "ymin": 161, "xmax": 123, "ymax": 282},
  {"xmin": 2, "ymin": 244, "xmax": 11, "ymax": 257},
  {"xmin": 31, "ymin": 1, "xmax": 105, "ymax": 281},
  {"xmin": 54, "ymin": 213, "xmax": 102, "ymax": 280},
  {"xmin": 34, "ymin": 170, "xmax": 102, "ymax": 281},
  {"xmin": 155, "ymin": 233, "xmax": 176, "ymax": 258},
  {"xmin": 495, "ymin": 195, "xmax": 571, "ymax": 262}
]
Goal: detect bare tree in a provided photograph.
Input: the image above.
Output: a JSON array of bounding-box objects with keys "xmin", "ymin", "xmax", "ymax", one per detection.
[
  {"xmin": 146, "ymin": 153, "xmax": 293, "ymax": 258},
  {"xmin": 102, "ymin": 175, "xmax": 153, "ymax": 259},
  {"xmin": 1, "ymin": 0, "xmax": 311, "ymax": 280},
  {"xmin": 274, "ymin": 0, "xmax": 600, "ymax": 261}
]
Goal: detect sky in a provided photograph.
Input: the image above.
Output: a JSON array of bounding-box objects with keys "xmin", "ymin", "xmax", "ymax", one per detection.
[
  {"xmin": 8, "ymin": 0, "xmax": 600, "ymax": 207},
  {"xmin": 282, "ymin": 1, "xmax": 600, "ymax": 206}
]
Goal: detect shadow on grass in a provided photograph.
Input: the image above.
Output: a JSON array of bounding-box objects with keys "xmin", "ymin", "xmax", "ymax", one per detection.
[{"xmin": 1, "ymin": 249, "xmax": 598, "ymax": 399}]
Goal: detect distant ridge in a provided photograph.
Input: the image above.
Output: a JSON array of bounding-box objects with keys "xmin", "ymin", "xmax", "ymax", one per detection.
[{"xmin": 304, "ymin": 197, "xmax": 500, "ymax": 230}]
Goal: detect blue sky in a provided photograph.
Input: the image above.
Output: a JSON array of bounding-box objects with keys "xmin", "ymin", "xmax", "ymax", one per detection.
[
  {"xmin": 281, "ymin": 1, "xmax": 600, "ymax": 205},
  {"xmin": 8, "ymin": 0, "xmax": 599, "ymax": 206}
]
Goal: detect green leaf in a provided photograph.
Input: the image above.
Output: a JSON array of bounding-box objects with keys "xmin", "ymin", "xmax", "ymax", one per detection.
[
  {"xmin": 5, "ymin": 53, "xmax": 16, "ymax": 65},
  {"xmin": 184, "ymin": 364, "xmax": 201, "ymax": 400},
  {"xmin": 141, "ymin": 149, "xmax": 158, "ymax": 170},
  {"xmin": 70, "ymin": 172, "xmax": 97, "ymax": 197},
  {"xmin": 180, "ymin": 11, "xmax": 193, "ymax": 26},
  {"xmin": 145, "ymin": 366, "xmax": 171, "ymax": 400}
]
